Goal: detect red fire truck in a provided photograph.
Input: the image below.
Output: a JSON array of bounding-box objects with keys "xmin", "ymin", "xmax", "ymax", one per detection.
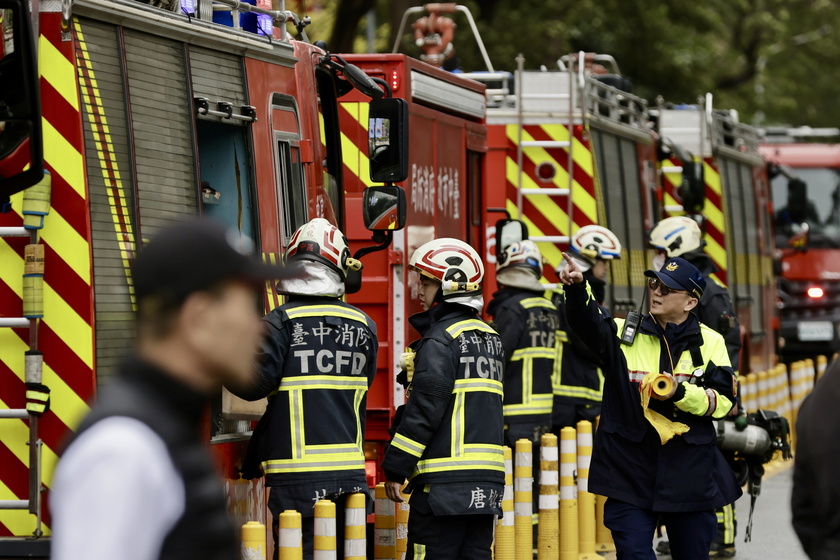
[
  {"xmin": 0, "ymin": 0, "xmax": 405, "ymax": 551},
  {"xmin": 760, "ymin": 128, "xmax": 840, "ymax": 363},
  {"xmin": 655, "ymin": 97, "xmax": 777, "ymax": 373}
]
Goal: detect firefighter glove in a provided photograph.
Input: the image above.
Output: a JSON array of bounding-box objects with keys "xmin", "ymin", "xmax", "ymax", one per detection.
[
  {"xmin": 399, "ymin": 348, "xmax": 416, "ymax": 382},
  {"xmin": 25, "ymin": 383, "xmax": 50, "ymax": 416}
]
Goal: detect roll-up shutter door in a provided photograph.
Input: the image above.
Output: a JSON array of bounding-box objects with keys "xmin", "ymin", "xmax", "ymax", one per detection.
[
  {"xmin": 76, "ymin": 18, "xmax": 138, "ymax": 383},
  {"xmin": 590, "ymin": 127, "xmax": 646, "ymax": 312},
  {"xmin": 190, "ymin": 45, "xmax": 247, "ymax": 108},
  {"xmin": 123, "ymin": 29, "xmax": 197, "ymax": 236}
]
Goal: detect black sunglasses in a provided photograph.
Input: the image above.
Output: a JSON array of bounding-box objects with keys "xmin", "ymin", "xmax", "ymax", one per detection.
[{"xmin": 647, "ymin": 277, "xmax": 687, "ymax": 296}]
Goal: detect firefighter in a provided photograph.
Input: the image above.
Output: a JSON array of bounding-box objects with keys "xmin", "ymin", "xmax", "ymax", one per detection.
[
  {"xmin": 231, "ymin": 218, "xmax": 378, "ymax": 560},
  {"xmin": 382, "ymin": 238, "xmax": 505, "ymax": 560},
  {"xmin": 486, "ymin": 240, "xmax": 556, "ymax": 524},
  {"xmin": 551, "ymin": 225, "xmax": 622, "ymax": 431},
  {"xmin": 650, "ymin": 216, "xmax": 741, "ymax": 558},
  {"xmin": 557, "ymin": 252, "xmax": 741, "ymax": 560},
  {"xmin": 51, "ymin": 219, "xmax": 284, "ymax": 560}
]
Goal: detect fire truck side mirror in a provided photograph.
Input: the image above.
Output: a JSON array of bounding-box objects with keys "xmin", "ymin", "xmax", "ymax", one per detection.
[
  {"xmin": 363, "ymin": 185, "xmax": 406, "ymax": 232},
  {"xmin": 0, "ymin": 0, "xmax": 44, "ymax": 201},
  {"xmin": 495, "ymin": 219, "xmax": 529, "ymax": 258},
  {"xmin": 368, "ymin": 98, "xmax": 409, "ymax": 183}
]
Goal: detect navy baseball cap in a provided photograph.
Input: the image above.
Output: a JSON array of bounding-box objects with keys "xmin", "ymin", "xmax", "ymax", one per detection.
[
  {"xmin": 644, "ymin": 256, "xmax": 706, "ymax": 298},
  {"xmin": 133, "ymin": 219, "xmax": 288, "ymax": 303}
]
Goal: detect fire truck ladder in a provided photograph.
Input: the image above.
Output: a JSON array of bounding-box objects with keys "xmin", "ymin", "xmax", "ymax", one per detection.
[
  {"xmin": 0, "ymin": 173, "xmax": 51, "ymax": 543},
  {"xmin": 513, "ymin": 53, "xmax": 583, "ymax": 246}
]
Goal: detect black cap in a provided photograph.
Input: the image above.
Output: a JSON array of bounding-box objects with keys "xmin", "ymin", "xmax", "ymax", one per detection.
[
  {"xmin": 132, "ymin": 219, "xmax": 286, "ymax": 303},
  {"xmin": 644, "ymin": 256, "xmax": 706, "ymax": 298}
]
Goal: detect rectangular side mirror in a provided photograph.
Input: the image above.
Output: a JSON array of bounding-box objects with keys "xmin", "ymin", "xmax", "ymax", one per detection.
[
  {"xmin": 0, "ymin": 0, "xmax": 44, "ymax": 199},
  {"xmin": 363, "ymin": 185, "xmax": 406, "ymax": 231},
  {"xmin": 495, "ymin": 219, "xmax": 529, "ymax": 258},
  {"xmin": 368, "ymin": 98, "xmax": 408, "ymax": 183}
]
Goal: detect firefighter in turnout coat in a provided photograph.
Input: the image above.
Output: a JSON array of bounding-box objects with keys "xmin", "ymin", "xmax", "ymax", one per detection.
[
  {"xmin": 383, "ymin": 238, "xmax": 505, "ymax": 560},
  {"xmin": 232, "ymin": 218, "xmax": 378, "ymax": 560},
  {"xmin": 557, "ymin": 253, "xmax": 741, "ymax": 560}
]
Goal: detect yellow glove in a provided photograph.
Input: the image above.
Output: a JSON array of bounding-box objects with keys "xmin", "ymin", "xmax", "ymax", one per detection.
[
  {"xmin": 399, "ymin": 348, "xmax": 415, "ymax": 382},
  {"xmin": 639, "ymin": 372, "xmax": 689, "ymax": 445}
]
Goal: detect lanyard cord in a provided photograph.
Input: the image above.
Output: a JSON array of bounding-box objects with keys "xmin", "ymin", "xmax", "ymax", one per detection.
[{"xmin": 651, "ymin": 313, "xmax": 677, "ymax": 375}]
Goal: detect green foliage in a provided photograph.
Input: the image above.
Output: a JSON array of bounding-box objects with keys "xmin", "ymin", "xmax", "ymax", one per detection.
[{"xmin": 324, "ymin": 0, "xmax": 840, "ymax": 127}]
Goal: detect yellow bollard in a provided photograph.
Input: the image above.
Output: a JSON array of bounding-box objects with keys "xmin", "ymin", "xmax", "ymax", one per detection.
[
  {"xmin": 495, "ymin": 446, "xmax": 515, "ymax": 560},
  {"xmin": 805, "ymin": 358, "xmax": 816, "ymax": 396},
  {"xmin": 594, "ymin": 494, "xmax": 614, "ymax": 552},
  {"xmin": 538, "ymin": 433, "xmax": 559, "ymax": 560},
  {"xmin": 577, "ymin": 421, "xmax": 596, "ymax": 559},
  {"xmin": 743, "ymin": 372, "xmax": 757, "ymax": 414},
  {"xmin": 559, "ymin": 427, "xmax": 579, "ymax": 560},
  {"xmin": 314, "ymin": 500, "xmax": 336, "ymax": 560},
  {"xmin": 514, "ymin": 439, "xmax": 533, "ymax": 560},
  {"xmin": 374, "ymin": 484, "xmax": 396, "ymax": 560},
  {"xmin": 278, "ymin": 510, "xmax": 303, "ymax": 560},
  {"xmin": 395, "ymin": 486, "xmax": 410, "ymax": 560},
  {"xmin": 345, "ymin": 493, "xmax": 367, "ymax": 560},
  {"xmin": 757, "ymin": 370, "xmax": 770, "ymax": 410},
  {"xmin": 242, "ymin": 521, "xmax": 267, "ymax": 560}
]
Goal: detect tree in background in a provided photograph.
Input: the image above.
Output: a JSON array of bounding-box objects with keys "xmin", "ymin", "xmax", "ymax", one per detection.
[{"xmin": 306, "ymin": 0, "xmax": 838, "ymax": 127}]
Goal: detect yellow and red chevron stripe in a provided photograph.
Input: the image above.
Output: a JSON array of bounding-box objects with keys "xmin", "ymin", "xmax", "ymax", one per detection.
[
  {"xmin": 660, "ymin": 156, "xmax": 728, "ymax": 285},
  {"xmin": 337, "ymin": 101, "xmax": 374, "ymax": 195},
  {"xmin": 0, "ymin": 14, "xmax": 95, "ymax": 537},
  {"xmin": 502, "ymin": 123, "xmax": 597, "ymax": 272}
]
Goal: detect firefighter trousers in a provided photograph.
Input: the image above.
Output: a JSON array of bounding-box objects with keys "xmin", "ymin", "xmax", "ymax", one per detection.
[
  {"xmin": 604, "ymin": 498, "xmax": 716, "ymax": 560},
  {"xmin": 405, "ymin": 488, "xmax": 495, "ymax": 560}
]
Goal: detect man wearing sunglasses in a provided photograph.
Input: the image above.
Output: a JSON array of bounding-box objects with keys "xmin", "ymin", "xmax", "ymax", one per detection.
[{"xmin": 557, "ymin": 253, "xmax": 741, "ymax": 560}]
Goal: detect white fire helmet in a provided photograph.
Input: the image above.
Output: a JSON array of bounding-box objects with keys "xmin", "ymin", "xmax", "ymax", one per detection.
[
  {"xmin": 649, "ymin": 216, "xmax": 704, "ymax": 258},
  {"xmin": 409, "ymin": 238, "xmax": 484, "ymax": 311},
  {"xmin": 573, "ymin": 224, "xmax": 622, "ymax": 260},
  {"xmin": 285, "ymin": 218, "xmax": 360, "ymax": 278},
  {"xmin": 558, "ymin": 225, "xmax": 622, "ymax": 274},
  {"xmin": 497, "ymin": 240, "xmax": 543, "ymax": 278},
  {"xmin": 280, "ymin": 218, "xmax": 362, "ymax": 297}
]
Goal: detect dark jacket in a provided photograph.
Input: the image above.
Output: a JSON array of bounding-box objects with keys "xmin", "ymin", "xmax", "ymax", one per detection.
[
  {"xmin": 551, "ymin": 286, "xmax": 606, "ymax": 414},
  {"xmin": 382, "ymin": 302, "xmax": 505, "ymax": 492},
  {"xmin": 563, "ymin": 281, "xmax": 741, "ymax": 512},
  {"xmin": 487, "ymin": 287, "xmax": 557, "ymax": 428},
  {"xmin": 70, "ymin": 358, "xmax": 238, "ymax": 560},
  {"xmin": 236, "ymin": 297, "xmax": 377, "ymax": 513},
  {"xmin": 792, "ymin": 358, "xmax": 840, "ymax": 560}
]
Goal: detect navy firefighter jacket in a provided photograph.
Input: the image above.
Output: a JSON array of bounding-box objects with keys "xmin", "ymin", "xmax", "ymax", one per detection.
[
  {"xmin": 235, "ymin": 296, "xmax": 378, "ymax": 512},
  {"xmin": 382, "ymin": 302, "xmax": 506, "ymax": 501},
  {"xmin": 562, "ymin": 281, "xmax": 741, "ymax": 512}
]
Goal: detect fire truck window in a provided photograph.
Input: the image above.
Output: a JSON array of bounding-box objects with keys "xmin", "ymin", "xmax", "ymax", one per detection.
[
  {"xmin": 772, "ymin": 168, "xmax": 840, "ymax": 245},
  {"xmin": 277, "ymin": 140, "xmax": 307, "ymax": 241},
  {"xmin": 271, "ymin": 94, "xmax": 307, "ymax": 244},
  {"xmin": 196, "ymin": 119, "xmax": 257, "ymax": 252}
]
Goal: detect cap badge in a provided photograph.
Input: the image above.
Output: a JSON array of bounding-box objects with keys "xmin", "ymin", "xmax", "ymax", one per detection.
[{"xmin": 665, "ymin": 262, "xmax": 679, "ymax": 271}]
